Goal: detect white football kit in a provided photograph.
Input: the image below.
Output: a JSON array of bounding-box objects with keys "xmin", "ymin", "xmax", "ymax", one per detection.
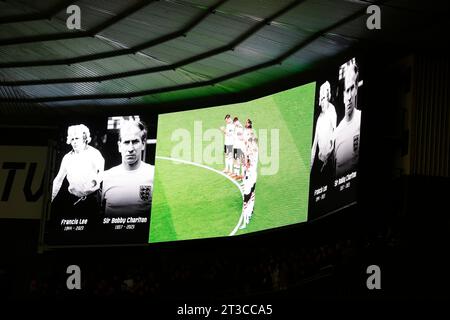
[
  {"xmin": 233, "ymin": 123, "xmax": 244, "ymax": 151},
  {"xmin": 62, "ymin": 145, "xmax": 104, "ymax": 196},
  {"xmin": 316, "ymin": 105, "xmax": 337, "ymax": 163},
  {"xmin": 335, "ymin": 109, "xmax": 361, "ymax": 176},
  {"xmin": 102, "ymin": 162, "xmax": 155, "ymax": 216},
  {"xmin": 224, "ymin": 123, "xmax": 235, "ymax": 147}
]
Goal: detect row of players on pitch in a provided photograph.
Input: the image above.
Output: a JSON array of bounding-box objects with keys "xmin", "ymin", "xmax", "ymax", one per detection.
[{"xmin": 221, "ymin": 115, "xmax": 258, "ymax": 229}]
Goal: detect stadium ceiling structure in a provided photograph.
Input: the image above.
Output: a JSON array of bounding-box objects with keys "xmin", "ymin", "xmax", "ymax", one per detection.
[{"xmin": 0, "ymin": 0, "xmax": 448, "ymax": 113}]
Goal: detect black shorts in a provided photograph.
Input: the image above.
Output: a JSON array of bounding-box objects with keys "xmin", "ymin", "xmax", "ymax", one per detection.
[
  {"xmin": 244, "ymin": 192, "xmax": 252, "ymax": 203},
  {"xmin": 224, "ymin": 145, "xmax": 233, "ymax": 154},
  {"xmin": 233, "ymin": 148, "xmax": 244, "ymax": 160},
  {"xmin": 312, "ymin": 154, "xmax": 334, "ymax": 186}
]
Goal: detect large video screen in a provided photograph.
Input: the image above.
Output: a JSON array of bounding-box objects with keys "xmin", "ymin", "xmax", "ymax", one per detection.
[
  {"xmin": 43, "ymin": 57, "xmax": 363, "ymax": 247},
  {"xmin": 149, "ymin": 83, "xmax": 315, "ymax": 242},
  {"xmin": 44, "ymin": 115, "xmax": 157, "ymax": 246},
  {"xmin": 308, "ymin": 57, "xmax": 363, "ymax": 220}
]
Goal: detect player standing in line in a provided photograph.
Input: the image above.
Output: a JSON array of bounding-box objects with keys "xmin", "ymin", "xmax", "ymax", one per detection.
[
  {"xmin": 240, "ymin": 136, "xmax": 259, "ymax": 229},
  {"xmin": 242, "ymin": 118, "xmax": 255, "ymax": 181},
  {"xmin": 247, "ymin": 136, "xmax": 258, "ymax": 220},
  {"xmin": 232, "ymin": 117, "xmax": 245, "ymax": 180},
  {"xmin": 240, "ymin": 157, "xmax": 253, "ymax": 229},
  {"xmin": 243, "ymin": 119, "xmax": 254, "ymax": 160},
  {"xmin": 220, "ymin": 114, "xmax": 234, "ymax": 174},
  {"xmin": 244, "ymin": 119, "xmax": 254, "ymax": 144}
]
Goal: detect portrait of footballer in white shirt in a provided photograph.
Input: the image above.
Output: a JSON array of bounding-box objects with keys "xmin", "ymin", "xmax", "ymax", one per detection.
[
  {"xmin": 221, "ymin": 115, "xmax": 259, "ymax": 230},
  {"xmin": 102, "ymin": 120, "xmax": 155, "ymax": 217},
  {"xmin": 335, "ymin": 58, "xmax": 361, "ymax": 177}
]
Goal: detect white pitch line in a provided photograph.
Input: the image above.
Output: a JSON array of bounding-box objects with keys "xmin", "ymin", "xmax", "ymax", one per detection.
[{"xmin": 156, "ymin": 156, "xmax": 244, "ymax": 236}]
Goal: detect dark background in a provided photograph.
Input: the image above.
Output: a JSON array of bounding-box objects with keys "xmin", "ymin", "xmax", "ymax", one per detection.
[{"xmin": 1, "ymin": 45, "xmax": 450, "ymax": 306}]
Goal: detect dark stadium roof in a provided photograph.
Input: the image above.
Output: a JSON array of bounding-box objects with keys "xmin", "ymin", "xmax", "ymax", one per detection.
[{"xmin": 0, "ymin": 0, "xmax": 448, "ymax": 112}]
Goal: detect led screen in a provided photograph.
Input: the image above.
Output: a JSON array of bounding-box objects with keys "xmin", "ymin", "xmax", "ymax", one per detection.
[
  {"xmin": 149, "ymin": 83, "xmax": 316, "ymax": 242},
  {"xmin": 42, "ymin": 57, "xmax": 363, "ymax": 247}
]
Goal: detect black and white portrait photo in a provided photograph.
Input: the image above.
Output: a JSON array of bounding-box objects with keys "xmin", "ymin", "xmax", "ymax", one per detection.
[
  {"xmin": 335, "ymin": 58, "xmax": 361, "ymax": 177},
  {"xmin": 46, "ymin": 115, "xmax": 157, "ymax": 246},
  {"xmin": 308, "ymin": 57, "xmax": 364, "ymax": 220},
  {"xmin": 102, "ymin": 119, "xmax": 155, "ymax": 217}
]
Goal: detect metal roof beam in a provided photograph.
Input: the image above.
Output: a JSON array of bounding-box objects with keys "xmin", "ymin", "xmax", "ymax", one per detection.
[
  {"xmin": 0, "ymin": 0, "xmax": 228, "ymax": 68},
  {"xmin": 0, "ymin": 0, "xmax": 387, "ymax": 103},
  {"xmin": 1, "ymin": 0, "xmax": 307, "ymax": 86}
]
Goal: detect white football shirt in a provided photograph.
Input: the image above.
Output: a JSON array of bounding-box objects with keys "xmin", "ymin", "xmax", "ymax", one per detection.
[
  {"xmin": 63, "ymin": 145, "xmax": 104, "ymax": 195},
  {"xmin": 316, "ymin": 105, "xmax": 337, "ymax": 163},
  {"xmin": 224, "ymin": 123, "xmax": 234, "ymax": 146},
  {"xmin": 335, "ymin": 109, "xmax": 361, "ymax": 176},
  {"xmin": 233, "ymin": 123, "xmax": 244, "ymax": 150}
]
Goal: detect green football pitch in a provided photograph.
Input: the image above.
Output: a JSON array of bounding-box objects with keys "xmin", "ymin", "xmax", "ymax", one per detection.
[{"xmin": 149, "ymin": 82, "xmax": 315, "ymax": 243}]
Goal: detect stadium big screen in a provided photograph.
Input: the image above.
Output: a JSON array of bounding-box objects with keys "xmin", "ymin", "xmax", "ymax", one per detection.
[
  {"xmin": 149, "ymin": 82, "xmax": 315, "ymax": 242},
  {"xmin": 308, "ymin": 57, "xmax": 364, "ymax": 220},
  {"xmin": 43, "ymin": 56, "xmax": 364, "ymax": 247},
  {"xmin": 44, "ymin": 115, "xmax": 157, "ymax": 246}
]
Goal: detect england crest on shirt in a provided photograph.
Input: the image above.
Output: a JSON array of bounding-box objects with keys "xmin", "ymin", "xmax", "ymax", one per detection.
[
  {"xmin": 353, "ymin": 134, "xmax": 359, "ymax": 153},
  {"xmin": 139, "ymin": 185, "xmax": 152, "ymax": 201}
]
